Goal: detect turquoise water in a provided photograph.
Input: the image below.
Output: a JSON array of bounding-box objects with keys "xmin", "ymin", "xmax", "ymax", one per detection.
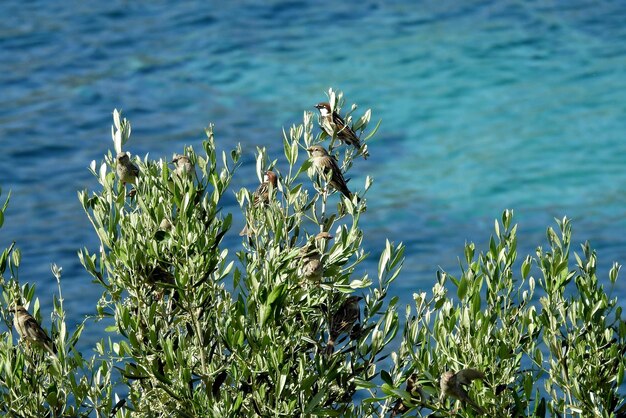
[{"xmin": 1, "ymin": 0, "xmax": 625, "ymax": 347}]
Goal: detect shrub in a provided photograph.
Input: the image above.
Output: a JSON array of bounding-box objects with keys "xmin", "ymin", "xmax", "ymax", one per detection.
[
  {"xmin": 382, "ymin": 212, "xmax": 626, "ymax": 417},
  {"xmin": 0, "ymin": 91, "xmax": 624, "ymax": 417},
  {"xmin": 0, "ymin": 189, "xmax": 116, "ymax": 417}
]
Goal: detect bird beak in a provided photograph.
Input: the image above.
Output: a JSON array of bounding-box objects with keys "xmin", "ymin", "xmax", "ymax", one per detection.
[{"xmin": 306, "ymin": 147, "xmax": 313, "ymax": 152}]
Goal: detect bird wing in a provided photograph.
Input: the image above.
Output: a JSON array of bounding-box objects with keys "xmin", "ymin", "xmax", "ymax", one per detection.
[
  {"xmin": 332, "ymin": 112, "xmax": 349, "ymax": 131},
  {"xmin": 253, "ymin": 181, "xmax": 270, "ymax": 206},
  {"xmin": 327, "ymin": 158, "xmax": 351, "ymax": 194},
  {"xmin": 333, "ymin": 112, "xmax": 361, "ymax": 146},
  {"xmin": 23, "ymin": 316, "xmax": 52, "ymax": 344},
  {"xmin": 321, "ymin": 154, "xmax": 344, "ymax": 180}
]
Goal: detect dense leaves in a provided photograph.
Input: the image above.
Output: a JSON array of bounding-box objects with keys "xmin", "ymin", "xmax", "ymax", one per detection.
[{"xmin": 0, "ymin": 94, "xmax": 624, "ymax": 417}]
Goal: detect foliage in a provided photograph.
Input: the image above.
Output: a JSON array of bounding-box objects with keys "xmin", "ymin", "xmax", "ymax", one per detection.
[
  {"xmin": 76, "ymin": 90, "xmax": 399, "ymax": 416},
  {"xmin": 0, "ymin": 188, "xmax": 115, "ymax": 417},
  {"xmin": 0, "ymin": 92, "xmax": 624, "ymax": 417},
  {"xmin": 383, "ymin": 211, "xmax": 626, "ymax": 417}
]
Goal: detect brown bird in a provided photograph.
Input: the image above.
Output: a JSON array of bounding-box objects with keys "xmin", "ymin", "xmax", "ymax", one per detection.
[
  {"xmin": 314, "ymin": 102, "xmax": 366, "ymax": 158},
  {"xmin": 326, "ymin": 295, "xmax": 362, "ymax": 354},
  {"xmin": 116, "ymin": 152, "xmax": 139, "ymax": 185},
  {"xmin": 299, "ymin": 231, "xmax": 333, "ymax": 283},
  {"xmin": 240, "ymin": 170, "xmax": 278, "ymax": 236},
  {"xmin": 307, "ymin": 145, "xmax": 356, "ymax": 201},
  {"xmin": 440, "ymin": 368, "xmax": 486, "ymax": 415},
  {"xmin": 171, "ymin": 154, "xmax": 195, "ymax": 179},
  {"xmin": 391, "ymin": 373, "xmax": 427, "ymax": 416},
  {"xmin": 10, "ymin": 305, "xmax": 56, "ymax": 356},
  {"xmin": 252, "ymin": 170, "xmax": 278, "ymax": 206},
  {"xmin": 159, "ymin": 217, "xmax": 173, "ymax": 232}
]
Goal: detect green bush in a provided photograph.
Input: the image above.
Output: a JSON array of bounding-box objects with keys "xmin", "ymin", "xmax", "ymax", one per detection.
[
  {"xmin": 0, "ymin": 191, "xmax": 115, "ymax": 417},
  {"xmin": 385, "ymin": 211, "xmax": 626, "ymax": 417},
  {"xmin": 0, "ymin": 91, "xmax": 624, "ymax": 417}
]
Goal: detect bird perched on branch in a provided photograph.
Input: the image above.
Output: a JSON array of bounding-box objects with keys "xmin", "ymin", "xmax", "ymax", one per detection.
[
  {"xmin": 391, "ymin": 373, "xmax": 428, "ymax": 416},
  {"xmin": 307, "ymin": 145, "xmax": 357, "ymax": 202},
  {"xmin": 171, "ymin": 154, "xmax": 195, "ymax": 179},
  {"xmin": 159, "ymin": 217, "xmax": 173, "ymax": 232},
  {"xmin": 314, "ymin": 102, "xmax": 367, "ymax": 158},
  {"xmin": 299, "ymin": 231, "xmax": 333, "ymax": 284},
  {"xmin": 116, "ymin": 152, "xmax": 139, "ymax": 186},
  {"xmin": 9, "ymin": 304, "xmax": 56, "ymax": 356},
  {"xmin": 326, "ymin": 295, "xmax": 362, "ymax": 354},
  {"xmin": 240, "ymin": 170, "xmax": 278, "ymax": 236},
  {"xmin": 252, "ymin": 170, "xmax": 278, "ymax": 206},
  {"xmin": 440, "ymin": 368, "xmax": 486, "ymax": 415}
]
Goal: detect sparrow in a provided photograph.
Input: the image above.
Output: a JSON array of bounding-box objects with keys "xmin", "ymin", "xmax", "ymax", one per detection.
[
  {"xmin": 314, "ymin": 102, "xmax": 367, "ymax": 158},
  {"xmin": 326, "ymin": 295, "xmax": 362, "ymax": 354},
  {"xmin": 116, "ymin": 152, "xmax": 139, "ymax": 185},
  {"xmin": 240, "ymin": 170, "xmax": 278, "ymax": 236},
  {"xmin": 252, "ymin": 170, "xmax": 278, "ymax": 206},
  {"xmin": 391, "ymin": 373, "xmax": 427, "ymax": 416},
  {"xmin": 299, "ymin": 231, "xmax": 333, "ymax": 283},
  {"xmin": 307, "ymin": 145, "xmax": 356, "ymax": 201},
  {"xmin": 440, "ymin": 368, "xmax": 486, "ymax": 415},
  {"xmin": 171, "ymin": 154, "xmax": 195, "ymax": 178},
  {"xmin": 10, "ymin": 305, "xmax": 56, "ymax": 356},
  {"xmin": 144, "ymin": 262, "xmax": 175, "ymax": 286},
  {"xmin": 159, "ymin": 217, "xmax": 173, "ymax": 232}
]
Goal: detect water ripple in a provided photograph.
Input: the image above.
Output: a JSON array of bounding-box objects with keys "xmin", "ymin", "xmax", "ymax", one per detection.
[{"xmin": 0, "ymin": 0, "xmax": 625, "ymax": 349}]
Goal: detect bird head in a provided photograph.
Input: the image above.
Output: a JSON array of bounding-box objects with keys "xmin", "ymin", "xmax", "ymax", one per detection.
[
  {"xmin": 346, "ymin": 295, "xmax": 363, "ymax": 304},
  {"xmin": 314, "ymin": 231, "xmax": 333, "ymax": 241},
  {"xmin": 8, "ymin": 304, "xmax": 26, "ymax": 314},
  {"xmin": 314, "ymin": 102, "xmax": 331, "ymax": 116},
  {"xmin": 307, "ymin": 145, "xmax": 329, "ymax": 157},
  {"xmin": 171, "ymin": 154, "xmax": 186, "ymax": 164},
  {"xmin": 116, "ymin": 152, "xmax": 130, "ymax": 163},
  {"xmin": 264, "ymin": 170, "xmax": 278, "ymax": 187}
]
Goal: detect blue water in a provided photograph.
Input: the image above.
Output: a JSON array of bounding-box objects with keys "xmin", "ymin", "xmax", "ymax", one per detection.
[{"xmin": 1, "ymin": 0, "xmax": 625, "ymax": 351}]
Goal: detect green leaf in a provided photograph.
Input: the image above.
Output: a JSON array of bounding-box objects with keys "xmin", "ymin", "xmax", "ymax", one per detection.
[
  {"xmin": 0, "ymin": 249, "xmax": 8, "ymax": 273},
  {"xmin": 105, "ymin": 325, "xmax": 118, "ymax": 333},
  {"xmin": 533, "ymin": 396, "xmax": 546, "ymax": 417},
  {"xmin": 471, "ymin": 293, "xmax": 481, "ymax": 315},
  {"xmin": 304, "ymin": 389, "xmax": 326, "ymax": 414},
  {"xmin": 362, "ymin": 119, "xmax": 381, "ymax": 142},
  {"xmin": 1, "ymin": 189, "xmax": 10, "ymax": 213},
  {"xmin": 352, "ymin": 108, "xmax": 371, "ymax": 131},
  {"xmin": 457, "ymin": 277, "xmax": 468, "ymax": 300},
  {"xmin": 354, "ymin": 377, "xmax": 377, "ymax": 390},
  {"xmin": 295, "ymin": 159, "xmax": 313, "ymax": 177},
  {"xmin": 267, "ymin": 284, "xmax": 286, "ymax": 305},
  {"xmin": 521, "ymin": 256, "xmax": 532, "ymax": 279},
  {"xmin": 283, "ymin": 134, "xmax": 293, "ymax": 165},
  {"xmin": 380, "ymin": 370, "xmax": 393, "ymax": 386},
  {"xmin": 11, "ymin": 247, "xmax": 20, "ymax": 267}
]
